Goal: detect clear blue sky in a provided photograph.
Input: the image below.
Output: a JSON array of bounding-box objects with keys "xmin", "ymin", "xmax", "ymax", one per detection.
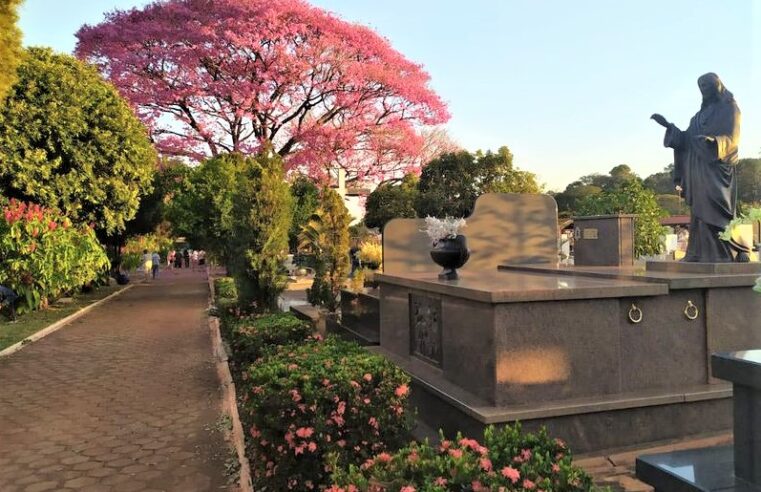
[{"xmin": 18, "ymin": 0, "xmax": 761, "ymax": 190}]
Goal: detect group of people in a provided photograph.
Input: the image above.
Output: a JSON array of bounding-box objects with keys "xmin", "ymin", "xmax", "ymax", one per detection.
[{"xmin": 141, "ymin": 248, "xmax": 206, "ymax": 280}]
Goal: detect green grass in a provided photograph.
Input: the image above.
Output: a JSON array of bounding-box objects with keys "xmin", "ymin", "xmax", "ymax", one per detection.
[{"xmin": 0, "ymin": 283, "xmax": 126, "ymax": 352}]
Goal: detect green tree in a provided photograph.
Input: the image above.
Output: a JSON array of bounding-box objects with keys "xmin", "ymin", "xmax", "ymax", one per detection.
[
  {"xmin": 553, "ymin": 182, "xmax": 603, "ymax": 216},
  {"xmin": 577, "ymin": 180, "xmax": 666, "ymax": 257},
  {"xmin": 643, "ymin": 164, "xmax": 676, "ymax": 195},
  {"xmin": 555, "ymin": 165, "xmax": 641, "ymax": 216},
  {"xmin": 0, "ymin": 47, "xmax": 156, "ymax": 233},
  {"xmin": 364, "ymin": 174, "xmax": 419, "ymax": 230},
  {"xmin": 0, "ymin": 0, "xmax": 23, "ymax": 102},
  {"xmin": 125, "ymin": 159, "xmax": 190, "ymax": 236},
  {"xmin": 736, "ymin": 158, "xmax": 761, "ymax": 210},
  {"xmin": 656, "ymin": 194, "xmax": 689, "ymax": 216},
  {"xmin": 289, "ymin": 175, "xmax": 320, "ymax": 252},
  {"xmin": 230, "ymin": 151, "xmax": 292, "ymax": 312},
  {"xmin": 169, "ymin": 154, "xmax": 244, "ymax": 265},
  {"xmin": 301, "ymin": 188, "xmax": 351, "ymax": 312},
  {"xmin": 415, "ymin": 146, "xmax": 541, "ymax": 218}
]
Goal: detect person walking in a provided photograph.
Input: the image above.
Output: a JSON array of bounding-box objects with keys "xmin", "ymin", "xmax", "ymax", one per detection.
[
  {"xmin": 174, "ymin": 249, "xmax": 183, "ymax": 269},
  {"xmin": 167, "ymin": 250, "xmax": 175, "ymax": 271},
  {"xmin": 191, "ymin": 250, "xmax": 199, "ymax": 271},
  {"xmin": 141, "ymin": 249, "xmax": 152, "ymax": 281},
  {"xmin": 151, "ymin": 251, "xmax": 161, "ymax": 279},
  {"xmin": 183, "ymin": 249, "xmax": 190, "ymax": 269}
]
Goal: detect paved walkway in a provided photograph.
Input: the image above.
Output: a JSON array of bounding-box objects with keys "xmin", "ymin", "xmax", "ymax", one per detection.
[{"xmin": 0, "ymin": 269, "xmax": 229, "ymax": 492}]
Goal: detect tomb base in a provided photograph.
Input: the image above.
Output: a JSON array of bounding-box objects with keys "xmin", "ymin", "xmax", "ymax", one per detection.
[{"xmin": 376, "ymin": 267, "xmax": 761, "ymax": 453}]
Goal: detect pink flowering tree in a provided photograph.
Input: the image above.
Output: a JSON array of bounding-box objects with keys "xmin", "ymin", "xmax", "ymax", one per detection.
[{"xmin": 75, "ymin": 0, "xmax": 449, "ymax": 182}]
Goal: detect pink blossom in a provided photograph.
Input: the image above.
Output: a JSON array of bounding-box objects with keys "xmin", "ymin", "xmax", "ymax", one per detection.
[
  {"xmin": 400, "ymin": 486, "xmax": 416, "ymax": 492},
  {"xmin": 376, "ymin": 452, "xmax": 392, "ymax": 463},
  {"xmin": 295, "ymin": 427, "xmax": 314, "ymax": 438},
  {"xmin": 501, "ymin": 466, "xmax": 520, "ymax": 484},
  {"xmin": 395, "ymin": 384, "xmax": 409, "ymax": 397},
  {"xmin": 363, "ymin": 373, "xmax": 373, "ymax": 382},
  {"xmin": 448, "ymin": 449, "xmax": 463, "ymax": 459},
  {"xmin": 76, "ymin": 0, "xmax": 450, "ymax": 183},
  {"xmin": 479, "ymin": 457, "xmax": 492, "ymax": 471},
  {"xmin": 523, "ymin": 479, "xmax": 536, "ymax": 490},
  {"xmin": 434, "ymin": 477, "xmax": 447, "ymax": 486},
  {"xmin": 552, "ymin": 464, "xmax": 561, "ymax": 473}
]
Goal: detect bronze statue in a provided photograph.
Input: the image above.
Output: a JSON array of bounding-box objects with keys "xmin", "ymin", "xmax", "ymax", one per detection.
[{"xmin": 651, "ymin": 73, "xmax": 741, "ymax": 262}]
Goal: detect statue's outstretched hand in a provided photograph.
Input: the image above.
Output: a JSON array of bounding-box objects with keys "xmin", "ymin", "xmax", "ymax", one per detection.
[{"xmin": 650, "ymin": 113, "xmax": 669, "ymax": 127}]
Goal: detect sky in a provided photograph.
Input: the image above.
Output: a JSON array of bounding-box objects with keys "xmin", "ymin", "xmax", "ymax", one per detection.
[{"xmin": 18, "ymin": 0, "xmax": 761, "ymax": 191}]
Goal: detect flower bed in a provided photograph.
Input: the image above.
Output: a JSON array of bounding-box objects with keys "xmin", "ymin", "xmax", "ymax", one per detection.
[
  {"xmin": 239, "ymin": 338, "xmax": 412, "ymax": 490},
  {"xmin": 228, "ymin": 312, "xmax": 315, "ymax": 369},
  {"xmin": 329, "ymin": 424, "xmax": 596, "ymax": 491}
]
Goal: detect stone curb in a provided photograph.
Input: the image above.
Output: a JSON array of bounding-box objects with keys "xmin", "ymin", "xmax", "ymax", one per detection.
[
  {"xmin": 0, "ymin": 283, "xmax": 135, "ymax": 359},
  {"xmin": 207, "ymin": 274, "xmax": 254, "ymax": 492}
]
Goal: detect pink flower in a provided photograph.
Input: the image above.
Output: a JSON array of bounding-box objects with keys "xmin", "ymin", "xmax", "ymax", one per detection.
[
  {"xmin": 296, "ymin": 427, "xmax": 314, "ymax": 438},
  {"xmin": 376, "ymin": 452, "xmax": 392, "ymax": 463},
  {"xmin": 521, "ymin": 448, "xmax": 532, "ymax": 461},
  {"xmin": 448, "ymin": 449, "xmax": 463, "ymax": 459},
  {"xmin": 471, "ymin": 481, "xmax": 485, "ymax": 491},
  {"xmin": 395, "ymin": 384, "xmax": 409, "ymax": 397},
  {"xmin": 307, "ymin": 441, "xmax": 317, "ymax": 452},
  {"xmin": 434, "ymin": 477, "xmax": 447, "ymax": 486},
  {"xmin": 501, "ymin": 466, "xmax": 520, "ymax": 484},
  {"xmin": 479, "ymin": 458, "xmax": 492, "ymax": 472},
  {"xmin": 407, "ymin": 451, "xmax": 419, "ymax": 464},
  {"xmin": 459, "ymin": 437, "xmax": 481, "ymax": 450},
  {"xmin": 552, "ymin": 464, "xmax": 561, "ymax": 473},
  {"xmin": 523, "ymin": 479, "xmax": 536, "ymax": 490},
  {"xmin": 400, "ymin": 486, "xmax": 416, "ymax": 492},
  {"xmin": 363, "ymin": 373, "xmax": 373, "ymax": 382},
  {"xmin": 368, "ymin": 417, "xmax": 379, "ymax": 429},
  {"xmin": 439, "ymin": 440, "xmax": 452, "ymax": 451}
]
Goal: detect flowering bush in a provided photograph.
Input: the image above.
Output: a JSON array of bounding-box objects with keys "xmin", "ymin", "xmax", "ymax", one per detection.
[
  {"xmin": 239, "ymin": 338, "xmax": 412, "ymax": 490},
  {"xmin": 422, "ymin": 216, "xmax": 466, "ymax": 246},
  {"xmin": 329, "ymin": 424, "xmax": 596, "ymax": 491},
  {"xmin": 0, "ymin": 199, "xmax": 109, "ymax": 312},
  {"xmin": 227, "ymin": 312, "xmax": 314, "ymax": 369}
]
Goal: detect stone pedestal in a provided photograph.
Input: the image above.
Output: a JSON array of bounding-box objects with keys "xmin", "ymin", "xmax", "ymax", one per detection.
[{"xmin": 636, "ymin": 351, "xmax": 761, "ymax": 491}]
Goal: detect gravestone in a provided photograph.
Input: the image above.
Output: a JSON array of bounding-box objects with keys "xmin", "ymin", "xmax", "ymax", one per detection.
[{"xmin": 382, "ymin": 193, "xmax": 559, "ymax": 274}]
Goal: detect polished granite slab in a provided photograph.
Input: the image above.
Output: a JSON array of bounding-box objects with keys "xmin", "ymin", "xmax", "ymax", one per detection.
[
  {"xmin": 647, "ymin": 261, "xmax": 761, "ymax": 275},
  {"xmin": 636, "ymin": 446, "xmax": 761, "ymax": 492},
  {"xmin": 374, "ymin": 269, "xmax": 667, "ymax": 303},
  {"xmin": 712, "ymin": 350, "xmax": 761, "ymax": 388},
  {"xmin": 499, "ymin": 263, "xmax": 761, "ymax": 289}
]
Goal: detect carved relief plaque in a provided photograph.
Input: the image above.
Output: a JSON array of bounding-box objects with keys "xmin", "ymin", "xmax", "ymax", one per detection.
[{"xmin": 409, "ymin": 294, "xmax": 442, "ymax": 366}]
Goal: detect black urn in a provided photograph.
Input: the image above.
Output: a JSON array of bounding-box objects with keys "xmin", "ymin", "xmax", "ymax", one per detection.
[{"xmin": 430, "ymin": 234, "xmax": 470, "ymax": 280}]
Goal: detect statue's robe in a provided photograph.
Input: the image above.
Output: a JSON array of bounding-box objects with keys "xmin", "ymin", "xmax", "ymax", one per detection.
[{"xmin": 663, "ymin": 97, "xmax": 741, "ymax": 262}]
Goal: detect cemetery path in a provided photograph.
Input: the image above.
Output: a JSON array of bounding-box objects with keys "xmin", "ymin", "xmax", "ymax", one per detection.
[{"xmin": 0, "ymin": 268, "xmax": 230, "ymax": 492}]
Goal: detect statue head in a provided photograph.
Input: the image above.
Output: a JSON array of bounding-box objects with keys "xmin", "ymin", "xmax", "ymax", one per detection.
[{"xmin": 698, "ymin": 73, "xmax": 734, "ymax": 108}]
